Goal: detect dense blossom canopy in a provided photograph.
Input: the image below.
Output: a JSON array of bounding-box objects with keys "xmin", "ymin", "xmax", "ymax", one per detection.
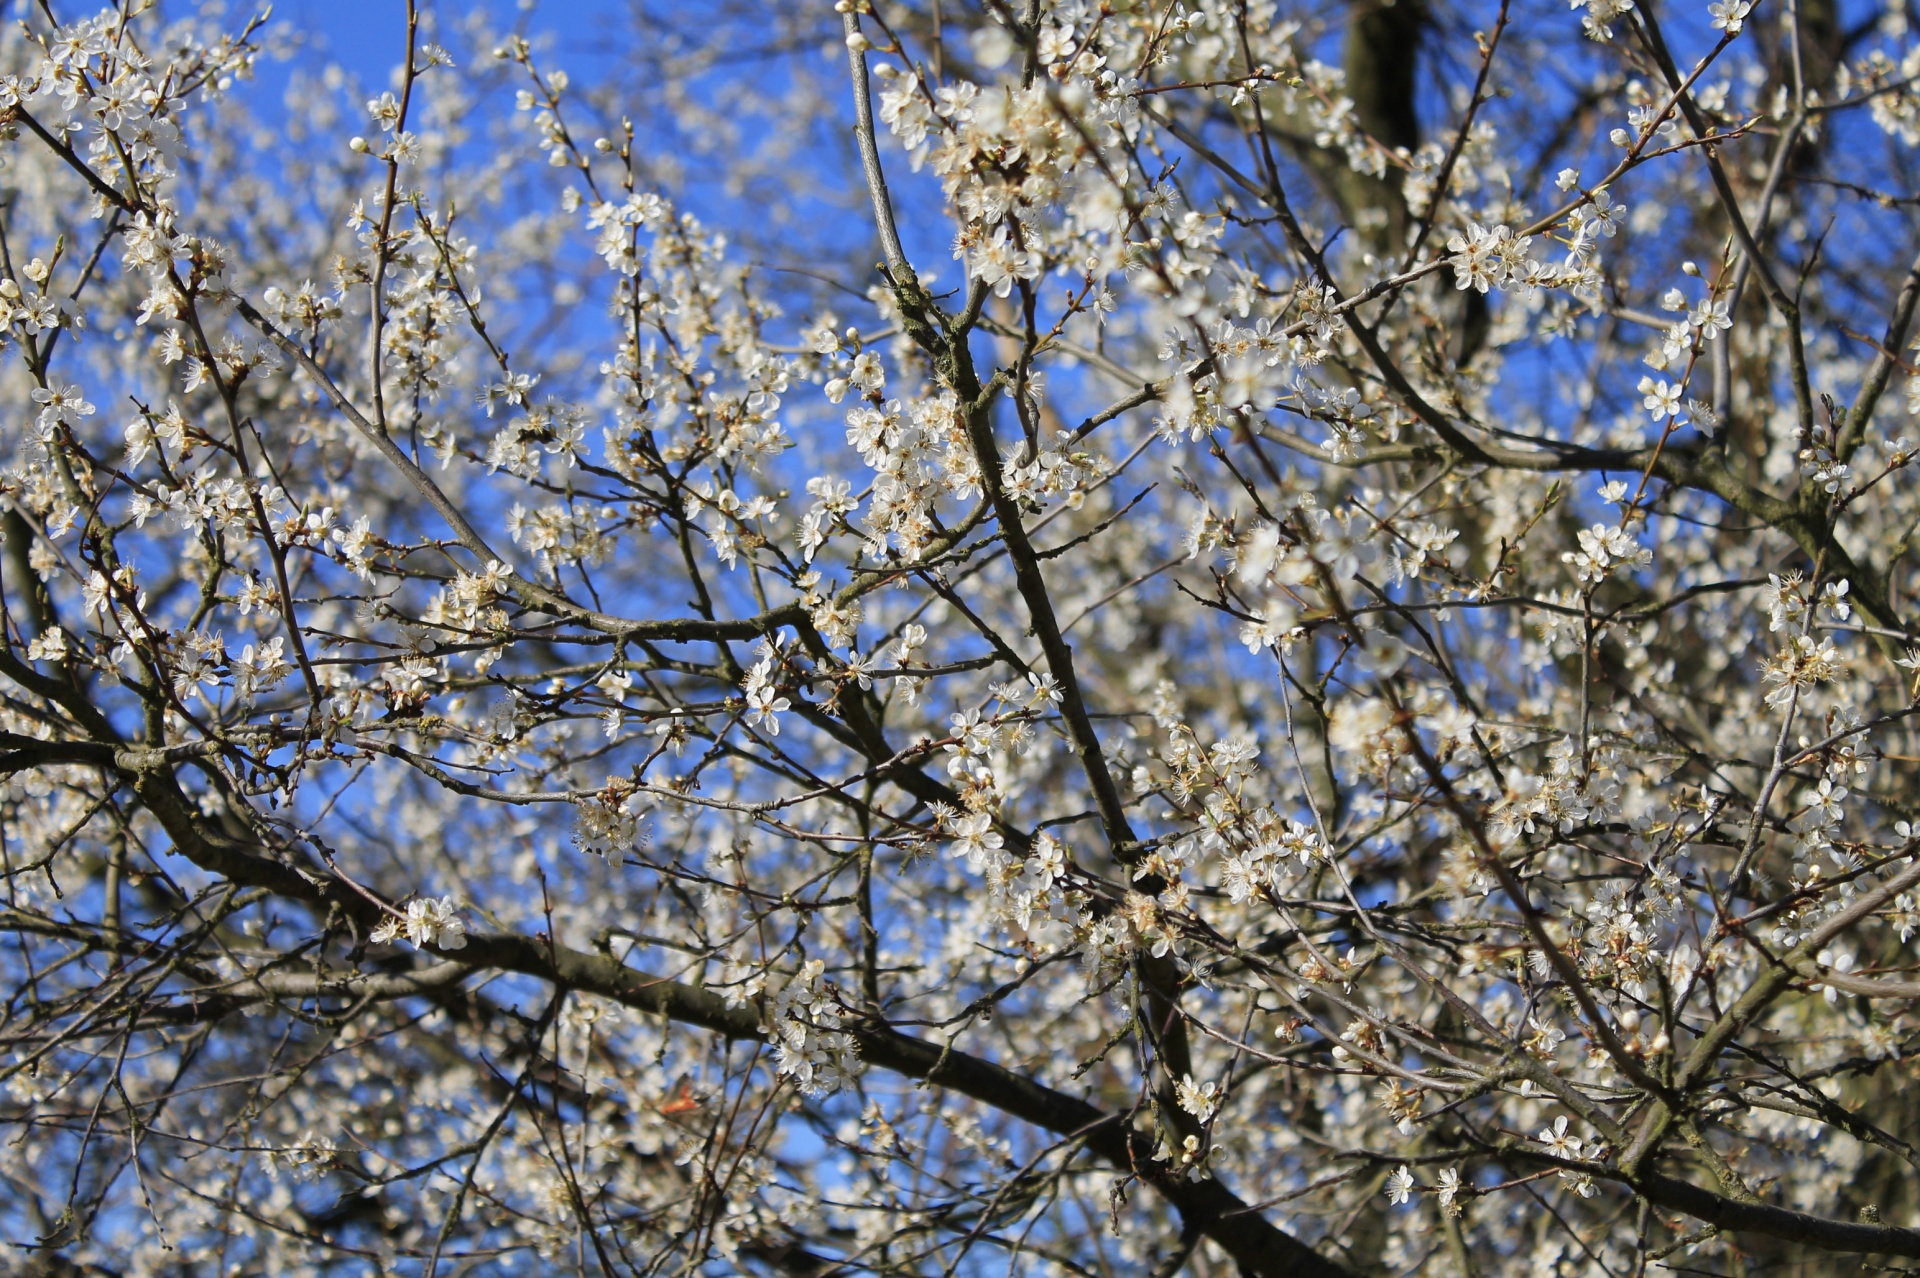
[{"xmin": 4, "ymin": 0, "xmax": 1920, "ymax": 1273}]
